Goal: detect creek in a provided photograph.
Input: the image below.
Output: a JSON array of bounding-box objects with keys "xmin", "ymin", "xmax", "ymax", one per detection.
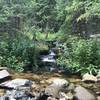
[{"xmin": 0, "ymin": 41, "xmax": 100, "ymax": 100}]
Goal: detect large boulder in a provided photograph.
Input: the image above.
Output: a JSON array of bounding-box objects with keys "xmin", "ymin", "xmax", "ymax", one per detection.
[
  {"xmin": 0, "ymin": 78, "xmax": 33, "ymax": 89},
  {"xmin": 45, "ymin": 84, "xmax": 61, "ymax": 98},
  {"xmin": 41, "ymin": 78, "xmax": 69, "ymax": 98},
  {"xmin": 0, "ymin": 79, "xmax": 35, "ymax": 100},
  {"xmin": 74, "ymin": 86, "xmax": 96, "ymax": 100},
  {"xmin": 82, "ymin": 73, "xmax": 97, "ymax": 83},
  {"xmin": 0, "ymin": 87, "xmax": 35, "ymax": 100},
  {"xmin": 39, "ymin": 77, "xmax": 69, "ymax": 100}
]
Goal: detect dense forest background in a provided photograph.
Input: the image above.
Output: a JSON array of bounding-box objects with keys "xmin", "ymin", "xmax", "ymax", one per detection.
[{"xmin": 0, "ymin": 0, "xmax": 100, "ymax": 74}]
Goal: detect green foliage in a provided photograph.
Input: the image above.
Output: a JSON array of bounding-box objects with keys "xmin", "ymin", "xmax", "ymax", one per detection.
[
  {"xmin": 57, "ymin": 35, "xmax": 100, "ymax": 75},
  {"xmin": 0, "ymin": 0, "xmax": 100, "ymax": 74},
  {"xmin": 59, "ymin": 0, "xmax": 100, "ymax": 35},
  {"xmin": 35, "ymin": 32, "xmax": 58, "ymax": 41},
  {"xmin": 0, "ymin": 31, "xmax": 39, "ymax": 71},
  {"xmin": 33, "ymin": 0, "xmax": 57, "ymax": 32}
]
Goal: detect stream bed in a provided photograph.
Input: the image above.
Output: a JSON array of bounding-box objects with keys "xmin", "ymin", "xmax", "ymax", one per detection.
[{"xmin": 0, "ymin": 71, "xmax": 100, "ymax": 100}]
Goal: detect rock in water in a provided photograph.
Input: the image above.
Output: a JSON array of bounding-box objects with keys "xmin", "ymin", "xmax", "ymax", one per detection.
[
  {"xmin": 45, "ymin": 84, "xmax": 61, "ymax": 98},
  {"xmin": 47, "ymin": 78, "xmax": 69, "ymax": 86},
  {"xmin": 52, "ymin": 78, "xmax": 69, "ymax": 86},
  {"xmin": 44, "ymin": 78, "xmax": 69, "ymax": 98},
  {"xmin": 0, "ymin": 88, "xmax": 35, "ymax": 100},
  {"xmin": 0, "ymin": 78, "xmax": 33, "ymax": 89},
  {"xmin": 59, "ymin": 92, "xmax": 73, "ymax": 100},
  {"xmin": 74, "ymin": 86, "xmax": 96, "ymax": 100},
  {"xmin": 82, "ymin": 73, "xmax": 97, "ymax": 82},
  {"xmin": 0, "ymin": 70, "xmax": 10, "ymax": 80}
]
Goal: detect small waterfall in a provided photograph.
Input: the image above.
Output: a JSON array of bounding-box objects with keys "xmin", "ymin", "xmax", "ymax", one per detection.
[
  {"xmin": 41, "ymin": 50, "xmax": 56, "ymax": 63},
  {"xmin": 40, "ymin": 41, "xmax": 57, "ymax": 71}
]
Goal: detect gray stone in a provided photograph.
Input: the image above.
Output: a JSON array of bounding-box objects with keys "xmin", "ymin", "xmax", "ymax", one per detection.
[
  {"xmin": 45, "ymin": 78, "xmax": 69, "ymax": 98},
  {"xmin": 0, "ymin": 67, "xmax": 8, "ymax": 71},
  {"xmin": 45, "ymin": 84, "xmax": 61, "ymax": 98},
  {"xmin": 0, "ymin": 86, "xmax": 35, "ymax": 100},
  {"xmin": 74, "ymin": 86, "xmax": 96, "ymax": 100},
  {"xmin": 96, "ymin": 72, "xmax": 100, "ymax": 82},
  {"xmin": 66, "ymin": 83, "xmax": 75, "ymax": 92},
  {"xmin": 0, "ymin": 78, "xmax": 33, "ymax": 89},
  {"xmin": 0, "ymin": 70, "xmax": 10, "ymax": 79},
  {"xmin": 59, "ymin": 92, "xmax": 73, "ymax": 100},
  {"xmin": 47, "ymin": 78, "xmax": 69, "ymax": 87},
  {"xmin": 82, "ymin": 73, "xmax": 97, "ymax": 82}
]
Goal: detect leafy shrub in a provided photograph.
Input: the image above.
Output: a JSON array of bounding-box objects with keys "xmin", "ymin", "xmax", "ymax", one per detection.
[
  {"xmin": 0, "ymin": 31, "xmax": 40, "ymax": 72},
  {"xmin": 57, "ymin": 35, "xmax": 100, "ymax": 75}
]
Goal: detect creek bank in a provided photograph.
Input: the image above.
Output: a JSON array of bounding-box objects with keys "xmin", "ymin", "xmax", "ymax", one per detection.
[{"xmin": 0, "ymin": 69, "xmax": 100, "ymax": 100}]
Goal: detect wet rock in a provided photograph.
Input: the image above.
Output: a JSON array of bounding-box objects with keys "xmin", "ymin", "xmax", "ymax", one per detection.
[
  {"xmin": 0, "ymin": 88, "xmax": 35, "ymax": 100},
  {"xmin": 82, "ymin": 73, "xmax": 97, "ymax": 83},
  {"xmin": 74, "ymin": 86, "xmax": 96, "ymax": 100},
  {"xmin": 40, "ymin": 80, "xmax": 46, "ymax": 84},
  {"xmin": 0, "ymin": 70, "xmax": 10, "ymax": 80},
  {"xmin": 0, "ymin": 80, "xmax": 35, "ymax": 100},
  {"xmin": 66, "ymin": 92, "xmax": 73, "ymax": 100},
  {"xmin": 0, "ymin": 89, "xmax": 5, "ymax": 96},
  {"xmin": 44, "ymin": 78, "xmax": 69, "ymax": 98},
  {"xmin": 0, "ymin": 78, "xmax": 33, "ymax": 89},
  {"xmin": 59, "ymin": 92, "xmax": 73, "ymax": 100},
  {"xmin": 32, "ymin": 74, "xmax": 40, "ymax": 81},
  {"xmin": 96, "ymin": 72, "xmax": 100, "ymax": 82},
  {"xmin": 31, "ymin": 82, "xmax": 38, "ymax": 89},
  {"xmin": 47, "ymin": 78, "xmax": 69, "ymax": 86},
  {"xmin": 45, "ymin": 84, "xmax": 61, "ymax": 98},
  {"xmin": 36, "ymin": 91, "xmax": 50, "ymax": 100},
  {"xmin": 66, "ymin": 83, "xmax": 75, "ymax": 92}
]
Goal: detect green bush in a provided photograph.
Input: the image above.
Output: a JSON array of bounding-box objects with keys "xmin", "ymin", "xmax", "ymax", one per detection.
[
  {"xmin": 0, "ymin": 32, "xmax": 39, "ymax": 72},
  {"xmin": 57, "ymin": 36, "xmax": 100, "ymax": 75}
]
